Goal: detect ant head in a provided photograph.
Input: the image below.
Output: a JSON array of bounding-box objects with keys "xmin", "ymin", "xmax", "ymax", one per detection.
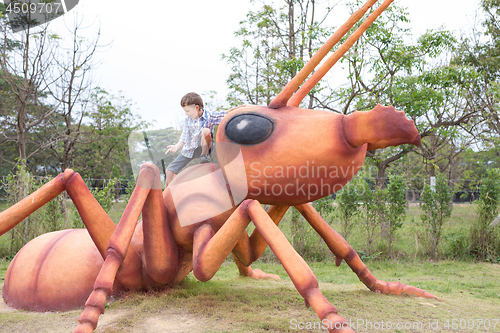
[
  {"xmin": 214, "ymin": 0, "xmax": 397, "ymax": 205},
  {"xmin": 215, "ymin": 104, "xmax": 366, "ymax": 205}
]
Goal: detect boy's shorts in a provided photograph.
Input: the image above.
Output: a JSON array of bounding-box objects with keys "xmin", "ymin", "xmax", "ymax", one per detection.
[
  {"xmin": 167, "ymin": 134, "xmax": 213, "ymax": 175},
  {"xmin": 166, "ymin": 146, "xmax": 203, "ymax": 174}
]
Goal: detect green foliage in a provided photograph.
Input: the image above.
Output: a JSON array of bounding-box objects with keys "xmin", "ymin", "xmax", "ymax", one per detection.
[
  {"xmin": 333, "ymin": 178, "xmax": 362, "ymax": 240},
  {"xmin": 124, "ymin": 176, "xmax": 136, "ymax": 205},
  {"xmin": 0, "ymin": 3, "xmax": 6, "ymax": 19},
  {"xmin": 128, "ymin": 127, "xmax": 181, "ymax": 183},
  {"xmin": 288, "ymin": 207, "xmax": 328, "ymax": 262},
  {"xmin": 0, "ymin": 163, "xmax": 65, "ymax": 258},
  {"xmin": 289, "ymin": 207, "xmax": 306, "ymax": 255},
  {"xmin": 314, "ymin": 195, "xmax": 334, "ymax": 218},
  {"xmin": 91, "ymin": 178, "xmax": 117, "ymax": 213},
  {"xmin": 480, "ymin": 0, "xmax": 500, "ymax": 79},
  {"xmin": 342, "ymin": 1, "xmax": 480, "ymax": 196},
  {"xmin": 420, "ymin": 173, "xmax": 453, "ymax": 259},
  {"xmin": 357, "ymin": 250, "xmax": 383, "ymax": 261},
  {"xmin": 385, "ymin": 174, "xmax": 408, "ymax": 256},
  {"xmin": 72, "ymin": 178, "xmax": 117, "ymax": 228},
  {"xmin": 358, "ymin": 178, "xmax": 385, "ymax": 255},
  {"xmin": 70, "ymin": 88, "xmax": 146, "ymax": 184},
  {"xmin": 444, "ymin": 229, "xmax": 472, "ymax": 260},
  {"xmin": 222, "ymin": 0, "xmax": 334, "ymax": 107},
  {"xmin": 470, "ymin": 168, "xmax": 500, "ymax": 260},
  {"xmin": 477, "ymin": 168, "xmax": 500, "ymax": 222},
  {"xmin": 451, "ymin": 0, "xmax": 500, "ymax": 150}
]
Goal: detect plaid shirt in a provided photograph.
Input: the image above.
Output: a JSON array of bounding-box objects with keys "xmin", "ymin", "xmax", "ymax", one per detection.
[{"xmin": 179, "ymin": 108, "xmax": 226, "ymax": 158}]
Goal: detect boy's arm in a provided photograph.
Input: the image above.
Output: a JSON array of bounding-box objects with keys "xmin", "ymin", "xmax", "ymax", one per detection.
[
  {"xmin": 166, "ymin": 118, "xmax": 188, "ymax": 154},
  {"xmin": 206, "ymin": 110, "xmax": 227, "ymax": 131},
  {"xmin": 166, "ymin": 141, "xmax": 184, "ymax": 154}
]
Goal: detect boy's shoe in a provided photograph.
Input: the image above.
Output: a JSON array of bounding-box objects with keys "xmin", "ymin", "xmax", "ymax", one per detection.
[{"xmin": 200, "ymin": 154, "xmax": 210, "ymax": 164}]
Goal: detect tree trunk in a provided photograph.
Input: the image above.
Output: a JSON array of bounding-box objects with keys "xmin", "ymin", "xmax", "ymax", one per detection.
[
  {"xmin": 375, "ymin": 162, "xmax": 389, "ymax": 238},
  {"xmin": 17, "ymin": 100, "xmax": 28, "ymax": 163},
  {"xmin": 288, "ymin": 0, "xmax": 296, "ymax": 77},
  {"xmin": 375, "ymin": 163, "xmax": 387, "ymax": 189}
]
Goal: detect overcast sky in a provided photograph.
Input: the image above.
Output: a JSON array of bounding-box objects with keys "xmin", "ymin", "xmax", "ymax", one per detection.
[{"xmin": 2, "ymin": 0, "xmax": 484, "ymax": 130}]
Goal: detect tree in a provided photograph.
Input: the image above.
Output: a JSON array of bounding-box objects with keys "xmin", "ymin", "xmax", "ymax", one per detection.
[
  {"xmin": 1, "ymin": 164, "xmax": 66, "ymax": 258},
  {"xmin": 0, "ymin": 6, "xmax": 62, "ymax": 168},
  {"xmin": 336, "ymin": 1, "xmax": 483, "ymax": 187},
  {"xmin": 0, "ymin": 73, "xmax": 20, "ymax": 174},
  {"xmin": 334, "ymin": 177, "xmax": 361, "ymax": 240},
  {"xmin": 385, "ymin": 174, "xmax": 407, "ymax": 257},
  {"xmin": 44, "ymin": 14, "xmax": 103, "ymax": 173},
  {"xmin": 420, "ymin": 172, "xmax": 453, "ymax": 259},
  {"xmin": 470, "ymin": 168, "xmax": 500, "ymax": 260},
  {"xmin": 70, "ymin": 88, "xmax": 145, "ymax": 187},
  {"xmin": 399, "ymin": 64, "xmax": 487, "ymax": 178},
  {"xmin": 0, "ymin": 5, "xmax": 103, "ymax": 179},
  {"xmin": 128, "ymin": 127, "xmax": 182, "ymax": 182},
  {"xmin": 223, "ymin": 0, "xmax": 334, "ymax": 108},
  {"xmin": 358, "ymin": 177, "xmax": 384, "ymax": 255},
  {"xmin": 452, "ymin": 0, "xmax": 500, "ymax": 154}
]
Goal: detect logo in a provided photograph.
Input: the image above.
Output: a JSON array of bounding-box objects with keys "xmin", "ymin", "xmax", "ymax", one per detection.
[{"xmin": 3, "ymin": 0, "xmax": 79, "ymax": 32}]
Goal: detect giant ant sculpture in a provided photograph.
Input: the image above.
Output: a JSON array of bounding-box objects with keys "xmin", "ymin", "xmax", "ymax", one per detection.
[{"xmin": 0, "ymin": 0, "xmax": 436, "ymax": 332}]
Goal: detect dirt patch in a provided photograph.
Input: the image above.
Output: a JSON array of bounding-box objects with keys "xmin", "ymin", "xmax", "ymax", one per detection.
[
  {"xmin": 0, "ymin": 297, "xmax": 16, "ymax": 314},
  {"xmin": 125, "ymin": 311, "xmax": 210, "ymax": 333},
  {"xmin": 0, "ymin": 300, "xmax": 225, "ymax": 333}
]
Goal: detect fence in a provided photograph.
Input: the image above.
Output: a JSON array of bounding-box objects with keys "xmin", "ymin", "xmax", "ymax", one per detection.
[
  {"xmin": 0, "ymin": 175, "xmax": 484, "ymax": 203},
  {"xmin": 0, "ymin": 176, "xmax": 135, "ymax": 201}
]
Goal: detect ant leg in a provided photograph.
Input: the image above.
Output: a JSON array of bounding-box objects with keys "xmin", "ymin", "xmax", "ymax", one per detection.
[
  {"xmin": 231, "ymin": 253, "xmax": 280, "ymax": 280},
  {"xmin": 343, "ymin": 104, "xmax": 421, "ymax": 150},
  {"xmin": 74, "ymin": 163, "xmax": 177, "ymax": 333},
  {"xmin": 193, "ymin": 200, "xmax": 352, "ymax": 332},
  {"xmin": 231, "ymin": 205, "xmax": 288, "ymax": 280},
  {"xmin": 232, "ymin": 205, "xmax": 289, "ymax": 265},
  {"xmin": 246, "ymin": 201, "xmax": 353, "ymax": 333},
  {"xmin": 0, "ymin": 170, "xmax": 143, "ymax": 313},
  {"xmin": 192, "ymin": 201, "xmax": 253, "ymax": 282},
  {"xmin": 0, "ymin": 169, "xmax": 114, "ymax": 253},
  {"xmin": 142, "ymin": 167, "xmax": 179, "ymax": 285},
  {"xmin": 295, "ymin": 203, "xmax": 437, "ymax": 298},
  {"xmin": 0, "ymin": 169, "xmax": 141, "ymax": 285},
  {"xmin": 193, "ymin": 202, "xmax": 287, "ymax": 281}
]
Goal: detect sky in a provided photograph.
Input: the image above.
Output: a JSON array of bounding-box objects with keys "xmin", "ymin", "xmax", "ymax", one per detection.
[{"xmin": 1, "ymin": 0, "xmax": 484, "ymax": 130}]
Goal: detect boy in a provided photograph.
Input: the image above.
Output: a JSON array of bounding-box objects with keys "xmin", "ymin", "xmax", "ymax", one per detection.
[{"xmin": 165, "ymin": 92, "xmax": 226, "ymax": 185}]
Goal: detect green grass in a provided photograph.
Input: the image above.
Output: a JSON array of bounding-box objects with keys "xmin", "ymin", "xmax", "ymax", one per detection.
[
  {"xmin": 0, "ymin": 259, "xmax": 498, "ymax": 332},
  {"xmin": 0, "ymin": 200, "xmax": 491, "ymax": 263},
  {"xmin": 0, "ymin": 198, "xmax": 482, "ymax": 259},
  {"xmin": 0, "ymin": 200, "xmax": 499, "ymax": 332},
  {"xmin": 239, "ymin": 203, "xmax": 485, "ymax": 265},
  {"xmin": 65, "ymin": 199, "xmax": 129, "ymax": 225}
]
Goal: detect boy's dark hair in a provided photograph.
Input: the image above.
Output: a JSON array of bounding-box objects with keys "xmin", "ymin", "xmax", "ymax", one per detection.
[{"xmin": 180, "ymin": 92, "xmax": 204, "ymax": 110}]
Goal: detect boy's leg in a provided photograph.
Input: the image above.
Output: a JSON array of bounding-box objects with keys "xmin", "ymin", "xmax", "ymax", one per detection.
[
  {"xmin": 166, "ymin": 153, "xmax": 195, "ymax": 186},
  {"xmin": 166, "ymin": 170, "xmax": 176, "ymax": 185},
  {"xmin": 200, "ymin": 128, "xmax": 212, "ymax": 156}
]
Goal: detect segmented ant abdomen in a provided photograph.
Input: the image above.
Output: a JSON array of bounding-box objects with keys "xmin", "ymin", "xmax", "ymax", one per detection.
[{"xmin": 3, "ymin": 229, "xmax": 104, "ymax": 311}]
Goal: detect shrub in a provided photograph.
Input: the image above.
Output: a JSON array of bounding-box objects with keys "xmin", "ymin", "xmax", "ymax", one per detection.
[
  {"xmin": 385, "ymin": 174, "xmax": 408, "ymax": 257},
  {"xmin": 1, "ymin": 163, "xmax": 65, "ymax": 258},
  {"xmin": 420, "ymin": 173, "xmax": 453, "ymax": 259},
  {"xmin": 289, "ymin": 207, "xmax": 329, "ymax": 261},
  {"xmin": 444, "ymin": 229, "xmax": 472, "ymax": 260},
  {"xmin": 358, "ymin": 178, "xmax": 384, "ymax": 255},
  {"xmin": 333, "ymin": 178, "xmax": 362, "ymax": 241},
  {"xmin": 470, "ymin": 168, "xmax": 500, "ymax": 261}
]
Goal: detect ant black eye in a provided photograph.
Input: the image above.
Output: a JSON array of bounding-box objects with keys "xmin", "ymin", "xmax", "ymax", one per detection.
[{"xmin": 225, "ymin": 113, "xmax": 274, "ymax": 145}]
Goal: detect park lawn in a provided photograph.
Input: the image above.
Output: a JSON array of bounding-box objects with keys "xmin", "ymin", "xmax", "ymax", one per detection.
[
  {"xmin": 0, "ymin": 199, "xmax": 486, "ymax": 261},
  {"xmin": 0, "ymin": 259, "xmax": 498, "ymax": 333},
  {"xmin": 0, "ymin": 201, "xmax": 498, "ymax": 332}
]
